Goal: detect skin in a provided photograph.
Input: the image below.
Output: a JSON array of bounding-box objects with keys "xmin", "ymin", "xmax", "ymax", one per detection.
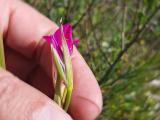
[{"xmin": 0, "ymin": 0, "xmax": 103, "ymax": 120}]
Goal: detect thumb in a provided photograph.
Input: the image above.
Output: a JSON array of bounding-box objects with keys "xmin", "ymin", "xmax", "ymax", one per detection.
[{"xmin": 0, "ymin": 68, "xmax": 72, "ymax": 120}]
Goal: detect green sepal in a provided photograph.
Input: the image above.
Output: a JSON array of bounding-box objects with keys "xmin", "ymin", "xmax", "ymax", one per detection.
[{"xmin": 51, "ymin": 45, "xmax": 68, "ymax": 86}]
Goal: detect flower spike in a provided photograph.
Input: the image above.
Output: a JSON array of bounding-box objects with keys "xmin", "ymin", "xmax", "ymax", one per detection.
[{"xmin": 43, "ymin": 22, "xmax": 79, "ymax": 111}]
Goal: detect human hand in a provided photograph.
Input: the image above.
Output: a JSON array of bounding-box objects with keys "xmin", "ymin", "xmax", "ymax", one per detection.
[{"xmin": 0, "ymin": 0, "xmax": 102, "ymax": 120}]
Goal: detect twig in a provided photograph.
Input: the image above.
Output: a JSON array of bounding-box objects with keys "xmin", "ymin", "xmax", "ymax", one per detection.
[
  {"xmin": 64, "ymin": 0, "xmax": 71, "ymax": 22},
  {"xmin": 99, "ymin": 5, "xmax": 160, "ymax": 84},
  {"xmin": 88, "ymin": 14, "xmax": 112, "ymax": 67},
  {"xmin": 126, "ymin": 1, "xmax": 141, "ymax": 39},
  {"xmin": 121, "ymin": 3, "xmax": 127, "ymax": 50},
  {"xmin": 73, "ymin": 0, "xmax": 94, "ymax": 29},
  {"xmin": 79, "ymin": 6, "xmax": 121, "ymax": 42}
]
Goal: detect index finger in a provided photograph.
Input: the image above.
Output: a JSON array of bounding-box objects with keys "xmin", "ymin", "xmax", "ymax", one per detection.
[{"xmin": 0, "ymin": 0, "xmax": 102, "ymax": 119}]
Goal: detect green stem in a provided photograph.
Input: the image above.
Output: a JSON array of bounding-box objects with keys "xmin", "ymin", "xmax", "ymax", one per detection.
[
  {"xmin": 62, "ymin": 87, "xmax": 67, "ymax": 107},
  {"xmin": 0, "ymin": 32, "xmax": 5, "ymax": 69},
  {"xmin": 64, "ymin": 87, "xmax": 73, "ymax": 111},
  {"xmin": 54, "ymin": 76, "xmax": 62, "ymax": 107}
]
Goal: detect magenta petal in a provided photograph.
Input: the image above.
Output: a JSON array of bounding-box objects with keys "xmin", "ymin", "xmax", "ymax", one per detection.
[
  {"xmin": 43, "ymin": 36, "xmax": 52, "ymax": 43},
  {"xmin": 54, "ymin": 29, "xmax": 62, "ymax": 47},
  {"xmin": 73, "ymin": 38, "xmax": 80, "ymax": 45},
  {"xmin": 63, "ymin": 24, "xmax": 74, "ymax": 54},
  {"xmin": 63, "ymin": 24, "xmax": 73, "ymax": 41},
  {"xmin": 43, "ymin": 36, "xmax": 57, "ymax": 49},
  {"xmin": 43, "ymin": 23, "xmax": 79, "ymax": 59},
  {"xmin": 43, "ymin": 35, "xmax": 63, "ymax": 59},
  {"xmin": 66, "ymin": 38, "xmax": 73, "ymax": 54},
  {"xmin": 54, "ymin": 24, "xmax": 74, "ymax": 54}
]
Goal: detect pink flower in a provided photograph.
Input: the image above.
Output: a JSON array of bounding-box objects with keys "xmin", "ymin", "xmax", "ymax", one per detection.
[{"xmin": 43, "ymin": 24, "xmax": 79, "ymax": 58}]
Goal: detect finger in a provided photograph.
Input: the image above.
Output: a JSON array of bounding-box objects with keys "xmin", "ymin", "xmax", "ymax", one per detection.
[
  {"xmin": 1, "ymin": 0, "xmax": 103, "ymax": 119},
  {"xmin": 5, "ymin": 46, "xmax": 36, "ymax": 81},
  {"xmin": 5, "ymin": 46, "xmax": 54, "ymax": 98},
  {"xmin": 0, "ymin": 68, "xmax": 72, "ymax": 120},
  {"xmin": 27, "ymin": 66, "xmax": 54, "ymax": 98},
  {"xmin": 68, "ymin": 48, "xmax": 102, "ymax": 120},
  {"xmin": 1, "ymin": 0, "xmax": 56, "ymax": 78}
]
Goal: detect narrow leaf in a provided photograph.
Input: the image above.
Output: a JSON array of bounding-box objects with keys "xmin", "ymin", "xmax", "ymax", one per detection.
[{"xmin": 0, "ymin": 32, "xmax": 5, "ymax": 69}]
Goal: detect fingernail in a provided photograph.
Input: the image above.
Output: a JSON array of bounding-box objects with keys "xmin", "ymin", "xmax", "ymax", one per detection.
[{"xmin": 33, "ymin": 103, "xmax": 72, "ymax": 120}]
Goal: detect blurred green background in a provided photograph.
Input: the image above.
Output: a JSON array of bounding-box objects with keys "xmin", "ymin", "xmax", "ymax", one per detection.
[{"xmin": 26, "ymin": 0, "xmax": 160, "ymax": 119}]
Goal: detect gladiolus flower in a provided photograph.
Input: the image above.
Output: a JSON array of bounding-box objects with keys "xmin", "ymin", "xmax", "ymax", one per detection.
[
  {"xmin": 43, "ymin": 23, "xmax": 79, "ymax": 59},
  {"xmin": 43, "ymin": 23, "xmax": 79, "ymax": 111}
]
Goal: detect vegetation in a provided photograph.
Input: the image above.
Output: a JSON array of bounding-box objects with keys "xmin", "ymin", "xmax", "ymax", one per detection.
[{"xmin": 26, "ymin": 0, "xmax": 160, "ymax": 119}]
